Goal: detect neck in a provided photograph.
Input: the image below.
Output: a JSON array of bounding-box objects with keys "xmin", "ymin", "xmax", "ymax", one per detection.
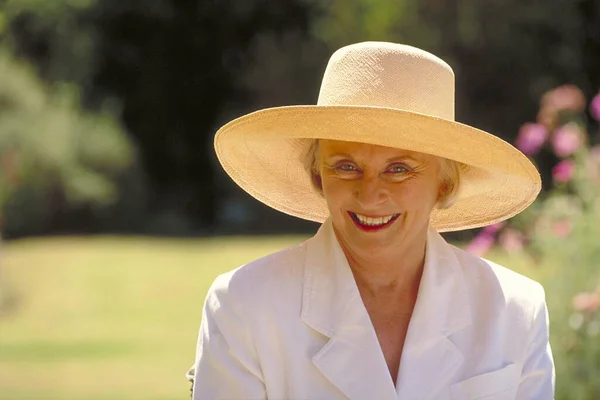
[{"xmin": 334, "ymin": 228, "xmax": 428, "ymax": 298}]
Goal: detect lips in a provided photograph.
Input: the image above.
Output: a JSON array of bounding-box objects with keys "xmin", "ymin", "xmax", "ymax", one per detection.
[{"xmin": 348, "ymin": 211, "xmax": 400, "ymax": 232}]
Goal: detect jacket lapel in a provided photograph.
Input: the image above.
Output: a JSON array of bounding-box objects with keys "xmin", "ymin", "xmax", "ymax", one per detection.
[
  {"xmin": 301, "ymin": 220, "xmax": 472, "ymax": 400},
  {"xmin": 302, "ymin": 219, "xmax": 397, "ymax": 400},
  {"xmin": 395, "ymin": 229, "xmax": 471, "ymax": 399}
]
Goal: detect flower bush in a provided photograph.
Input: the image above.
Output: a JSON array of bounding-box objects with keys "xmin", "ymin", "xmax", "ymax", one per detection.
[{"xmin": 467, "ymin": 86, "xmax": 600, "ymax": 398}]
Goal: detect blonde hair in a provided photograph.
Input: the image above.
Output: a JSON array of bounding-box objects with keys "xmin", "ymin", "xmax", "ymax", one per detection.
[
  {"xmin": 436, "ymin": 157, "xmax": 463, "ymax": 209},
  {"xmin": 302, "ymin": 139, "xmax": 464, "ymax": 209}
]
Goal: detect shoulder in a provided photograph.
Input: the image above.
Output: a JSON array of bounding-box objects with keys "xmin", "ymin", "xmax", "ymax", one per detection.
[
  {"xmin": 448, "ymin": 243, "xmax": 546, "ymax": 319},
  {"xmin": 205, "ymin": 239, "xmax": 309, "ymax": 312}
]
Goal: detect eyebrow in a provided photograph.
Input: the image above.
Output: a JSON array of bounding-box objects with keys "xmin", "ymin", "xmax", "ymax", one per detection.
[
  {"xmin": 327, "ymin": 153, "xmax": 419, "ymax": 163},
  {"xmin": 385, "ymin": 155, "xmax": 419, "ymax": 163}
]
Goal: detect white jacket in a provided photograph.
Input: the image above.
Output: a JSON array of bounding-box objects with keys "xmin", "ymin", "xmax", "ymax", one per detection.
[{"xmin": 191, "ymin": 219, "xmax": 555, "ymax": 399}]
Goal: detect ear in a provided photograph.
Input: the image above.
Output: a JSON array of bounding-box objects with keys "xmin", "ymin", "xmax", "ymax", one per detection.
[
  {"xmin": 436, "ymin": 180, "xmax": 452, "ymax": 208},
  {"xmin": 438, "ymin": 180, "xmax": 449, "ymax": 198}
]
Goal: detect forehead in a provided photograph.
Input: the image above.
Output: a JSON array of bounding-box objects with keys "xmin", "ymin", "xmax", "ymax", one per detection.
[{"xmin": 319, "ymin": 140, "xmax": 430, "ymax": 160}]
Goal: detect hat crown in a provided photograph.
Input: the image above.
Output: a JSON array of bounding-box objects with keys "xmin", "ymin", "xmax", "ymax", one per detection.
[{"xmin": 317, "ymin": 42, "xmax": 455, "ymax": 120}]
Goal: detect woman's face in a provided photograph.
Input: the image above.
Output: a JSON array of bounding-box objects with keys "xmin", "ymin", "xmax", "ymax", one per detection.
[{"xmin": 319, "ymin": 139, "xmax": 443, "ymax": 255}]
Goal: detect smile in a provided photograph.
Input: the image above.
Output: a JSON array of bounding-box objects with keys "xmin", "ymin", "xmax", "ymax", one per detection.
[{"xmin": 348, "ymin": 212, "xmax": 400, "ymax": 231}]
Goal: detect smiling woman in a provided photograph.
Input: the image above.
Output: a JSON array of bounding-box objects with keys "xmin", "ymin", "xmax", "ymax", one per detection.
[
  {"xmin": 319, "ymin": 140, "xmax": 442, "ymax": 267},
  {"xmin": 189, "ymin": 42, "xmax": 554, "ymax": 400}
]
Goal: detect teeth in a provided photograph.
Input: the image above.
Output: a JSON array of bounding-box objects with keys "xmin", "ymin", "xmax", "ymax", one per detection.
[{"xmin": 354, "ymin": 213, "xmax": 396, "ymax": 226}]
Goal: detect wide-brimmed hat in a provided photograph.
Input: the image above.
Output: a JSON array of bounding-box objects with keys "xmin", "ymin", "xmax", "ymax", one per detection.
[{"xmin": 214, "ymin": 42, "xmax": 540, "ymax": 232}]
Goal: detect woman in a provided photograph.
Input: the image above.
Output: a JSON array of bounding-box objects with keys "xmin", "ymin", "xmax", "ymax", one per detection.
[{"xmin": 190, "ymin": 42, "xmax": 555, "ymax": 399}]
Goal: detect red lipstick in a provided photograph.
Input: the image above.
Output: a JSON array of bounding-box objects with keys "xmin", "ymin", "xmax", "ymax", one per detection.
[{"xmin": 347, "ymin": 212, "xmax": 399, "ymax": 232}]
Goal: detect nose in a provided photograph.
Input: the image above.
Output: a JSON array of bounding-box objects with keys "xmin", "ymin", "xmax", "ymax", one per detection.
[{"xmin": 354, "ymin": 175, "xmax": 387, "ymax": 209}]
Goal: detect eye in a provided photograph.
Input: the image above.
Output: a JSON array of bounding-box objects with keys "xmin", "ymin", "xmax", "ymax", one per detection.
[
  {"xmin": 387, "ymin": 163, "xmax": 411, "ymax": 174},
  {"xmin": 329, "ymin": 161, "xmax": 361, "ymax": 179},
  {"xmin": 335, "ymin": 162, "xmax": 359, "ymax": 172}
]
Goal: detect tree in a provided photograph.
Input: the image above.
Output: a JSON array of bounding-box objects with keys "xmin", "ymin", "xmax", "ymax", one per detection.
[
  {"xmin": 1, "ymin": 0, "xmax": 322, "ymax": 234},
  {"xmin": 0, "ymin": 50, "xmax": 133, "ymax": 238}
]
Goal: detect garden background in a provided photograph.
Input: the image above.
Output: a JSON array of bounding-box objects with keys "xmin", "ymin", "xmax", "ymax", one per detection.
[{"xmin": 1, "ymin": 0, "xmax": 600, "ymax": 399}]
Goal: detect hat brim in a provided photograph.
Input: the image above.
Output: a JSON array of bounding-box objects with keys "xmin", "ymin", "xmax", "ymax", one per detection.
[{"xmin": 215, "ymin": 105, "xmax": 541, "ymax": 232}]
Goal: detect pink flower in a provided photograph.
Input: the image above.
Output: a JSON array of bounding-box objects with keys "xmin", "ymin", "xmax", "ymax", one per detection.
[
  {"xmin": 482, "ymin": 221, "xmax": 506, "ymax": 234},
  {"xmin": 573, "ymin": 292, "xmax": 600, "ymax": 312},
  {"xmin": 498, "ymin": 228, "xmax": 524, "ymax": 252},
  {"xmin": 542, "ymin": 85, "xmax": 586, "ymax": 113},
  {"xmin": 466, "ymin": 232, "xmax": 495, "ymax": 256},
  {"xmin": 590, "ymin": 92, "xmax": 600, "ymax": 122},
  {"xmin": 515, "ymin": 123, "xmax": 548, "ymax": 155},
  {"xmin": 552, "ymin": 159, "xmax": 576, "ymax": 183},
  {"xmin": 552, "ymin": 220, "xmax": 572, "ymax": 238},
  {"xmin": 551, "ymin": 123, "xmax": 582, "ymax": 158},
  {"xmin": 538, "ymin": 85, "xmax": 586, "ymax": 128}
]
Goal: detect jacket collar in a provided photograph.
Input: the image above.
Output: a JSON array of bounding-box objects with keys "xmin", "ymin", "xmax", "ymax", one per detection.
[{"xmin": 301, "ymin": 218, "xmax": 472, "ymax": 400}]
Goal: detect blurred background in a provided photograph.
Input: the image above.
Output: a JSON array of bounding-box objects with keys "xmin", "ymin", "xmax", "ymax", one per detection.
[{"xmin": 0, "ymin": 0, "xmax": 599, "ymax": 398}]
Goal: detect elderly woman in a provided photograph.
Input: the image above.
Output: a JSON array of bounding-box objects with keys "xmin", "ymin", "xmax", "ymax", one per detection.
[{"xmin": 190, "ymin": 42, "xmax": 555, "ymax": 399}]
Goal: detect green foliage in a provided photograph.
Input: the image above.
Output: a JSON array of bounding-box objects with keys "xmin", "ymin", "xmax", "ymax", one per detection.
[
  {"xmin": 314, "ymin": 0, "xmax": 447, "ymax": 53},
  {"xmin": 0, "ymin": 50, "xmax": 134, "ymax": 236},
  {"xmin": 0, "ymin": 0, "xmax": 98, "ymax": 84},
  {"xmin": 530, "ymin": 151, "xmax": 600, "ymax": 396},
  {"xmin": 314, "ymin": 0, "xmax": 408, "ymax": 46},
  {"xmin": 541, "ymin": 214, "xmax": 600, "ymax": 399}
]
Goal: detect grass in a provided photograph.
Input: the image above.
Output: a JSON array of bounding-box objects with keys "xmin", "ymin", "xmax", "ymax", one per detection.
[
  {"xmin": 0, "ymin": 235, "xmax": 306, "ymax": 400},
  {"xmin": 0, "ymin": 234, "xmax": 542, "ymax": 399}
]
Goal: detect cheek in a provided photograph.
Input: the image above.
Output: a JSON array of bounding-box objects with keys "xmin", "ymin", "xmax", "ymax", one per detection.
[
  {"xmin": 390, "ymin": 180, "xmax": 439, "ymax": 208},
  {"xmin": 322, "ymin": 176, "xmax": 353, "ymax": 207}
]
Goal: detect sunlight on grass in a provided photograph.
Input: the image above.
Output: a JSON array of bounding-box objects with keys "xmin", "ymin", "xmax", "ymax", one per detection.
[{"xmin": 0, "ymin": 235, "xmax": 307, "ymax": 400}]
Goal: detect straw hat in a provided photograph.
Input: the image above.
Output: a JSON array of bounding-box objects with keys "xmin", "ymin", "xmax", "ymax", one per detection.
[{"xmin": 214, "ymin": 42, "xmax": 540, "ymax": 232}]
